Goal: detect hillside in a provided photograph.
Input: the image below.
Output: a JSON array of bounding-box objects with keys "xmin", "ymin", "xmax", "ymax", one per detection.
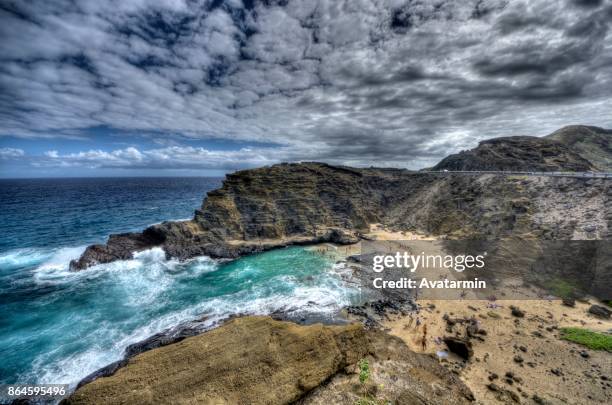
[
  {"xmin": 546, "ymin": 125, "xmax": 612, "ymax": 171},
  {"xmin": 431, "ymin": 136, "xmax": 596, "ymax": 172}
]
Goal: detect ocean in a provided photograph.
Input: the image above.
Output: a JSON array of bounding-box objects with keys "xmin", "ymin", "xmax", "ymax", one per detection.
[{"xmin": 0, "ymin": 178, "xmax": 357, "ymax": 388}]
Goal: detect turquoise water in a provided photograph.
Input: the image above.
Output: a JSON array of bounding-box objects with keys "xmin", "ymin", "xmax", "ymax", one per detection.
[{"xmin": 0, "ymin": 178, "xmax": 357, "ymax": 388}]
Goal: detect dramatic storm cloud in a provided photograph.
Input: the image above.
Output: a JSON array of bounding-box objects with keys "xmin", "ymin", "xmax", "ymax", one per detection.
[{"xmin": 0, "ymin": 0, "xmax": 611, "ymax": 175}]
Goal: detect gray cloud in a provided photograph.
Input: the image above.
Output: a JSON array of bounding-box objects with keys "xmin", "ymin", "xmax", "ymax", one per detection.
[{"xmin": 0, "ymin": 0, "xmax": 611, "ymax": 171}]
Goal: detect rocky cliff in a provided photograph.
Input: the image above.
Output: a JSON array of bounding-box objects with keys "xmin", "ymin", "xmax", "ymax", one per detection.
[
  {"xmin": 63, "ymin": 316, "xmax": 473, "ymax": 405},
  {"xmin": 71, "ymin": 162, "xmax": 611, "ymax": 270},
  {"xmin": 70, "ymin": 163, "xmax": 376, "ymax": 269}
]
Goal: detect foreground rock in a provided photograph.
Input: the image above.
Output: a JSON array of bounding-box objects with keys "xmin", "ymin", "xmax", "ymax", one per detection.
[
  {"xmin": 71, "ymin": 161, "xmax": 611, "ymax": 270},
  {"xmin": 64, "ymin": 316, "xmax": 473, "ymax": 405}
]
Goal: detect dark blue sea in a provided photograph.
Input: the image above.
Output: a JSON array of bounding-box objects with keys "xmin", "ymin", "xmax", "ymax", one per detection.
[{"xmin": 0, "ymin": 178, "xmax": 356, "ymax": 389}]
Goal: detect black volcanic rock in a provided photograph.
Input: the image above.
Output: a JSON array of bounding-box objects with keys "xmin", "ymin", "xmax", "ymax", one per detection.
[
  {"xmin": 431, "ymin": 136, "xmax": 596, "ymax": 172},
  {"xmin": 443, "ymin": 336, "xmax": 474, "ymax": 360},
  {"xmin": 69, "ymin": 228, "xmax": 166, "ymax": 270}
]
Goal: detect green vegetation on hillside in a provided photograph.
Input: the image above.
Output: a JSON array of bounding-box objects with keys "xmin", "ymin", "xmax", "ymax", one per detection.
[
  {"xmin": 546, "ymin": 278, "xmax": 580, "ymax": 299},
  {"xmin": 560, "ymin": 328, "xmax": 612, "ymax": 351}
]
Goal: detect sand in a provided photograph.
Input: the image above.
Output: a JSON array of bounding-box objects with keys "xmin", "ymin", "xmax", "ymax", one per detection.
[
  {"xmin": 383, "ymin": 299, "xmax": 611, "ymax": 404},
  {"xmin": 335, "ymin": 224, "xmax": 612, "ymax": 404}
]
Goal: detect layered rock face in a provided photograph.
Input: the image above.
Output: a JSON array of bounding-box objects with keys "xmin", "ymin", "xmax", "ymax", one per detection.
[
  {"xmin": 71, "ymin": 163, "xmax": 611, "ymax": 270},
  {"xmin": 71, "ymin": 163, "xmax": 379, "ymax": 269},
  {"xmin": 431, "ymin": 136, "xmax": 596, "ymax": 172},
  {"xmin": 64, "ymin": 316, "xmax": 473, "ymax": 405}
]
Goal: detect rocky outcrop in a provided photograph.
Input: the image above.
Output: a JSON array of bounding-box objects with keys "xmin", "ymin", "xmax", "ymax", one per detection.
[
  {"xmin": 546, "ymin": 125, "xmax": 612, "ymax": 171},
  {"xmin": 69, "ymin": 229, "xmax": 166, "ymax": 270},
  {"xmin": 71, "ymin": 163, "xmax": 372, "ymax": 269},
  {"xmin": 431, "ymin": 136, "xmax": 597, "ymax": 172},
  {"xmin": 71, "ymin": 162, "xmax": 611, "ymax": 270},
  {"xmin": 64, "ymin": 316, "xmax": 473, "ymax": 405}
]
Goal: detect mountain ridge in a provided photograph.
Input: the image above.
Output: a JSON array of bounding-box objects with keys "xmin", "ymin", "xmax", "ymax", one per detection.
[{"xmin": 431, "ymin": 125, "xmax": 612, "ymax": 172}]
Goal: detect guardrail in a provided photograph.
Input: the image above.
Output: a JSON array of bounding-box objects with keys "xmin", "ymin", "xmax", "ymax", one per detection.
[{"xmin": 419, "ymin": 170, "xmax": 612, "ymax": 178}]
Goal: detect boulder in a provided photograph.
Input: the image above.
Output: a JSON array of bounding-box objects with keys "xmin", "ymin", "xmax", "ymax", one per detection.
[
  {"xmin": 562, "ymin": 297, "xmax": 576, "ymax": 307},
  {"xmin": 443, "ymin": 336, "xmax": 474, "ymax": 360},
  {"xmin": 588, "ymin": 305, "xmax": 611, "ymax": 319},
  {"xmin": 510, "ymin": 306, "xmax": 525, "ymax": 318}
]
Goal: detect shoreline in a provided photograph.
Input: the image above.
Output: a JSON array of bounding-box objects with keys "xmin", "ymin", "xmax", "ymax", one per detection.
[{"xmin": 68, "ymin": 226, "xmax": 612, "ymax": 404}]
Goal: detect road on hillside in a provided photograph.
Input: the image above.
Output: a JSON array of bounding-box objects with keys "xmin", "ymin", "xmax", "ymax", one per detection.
[{"xmin": 419, "ymin": 170, "xmax": 612, "ymax": 178}]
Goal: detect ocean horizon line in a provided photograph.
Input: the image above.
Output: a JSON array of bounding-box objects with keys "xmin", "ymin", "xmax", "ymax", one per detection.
[{"xmin": 0, "ymin": 175, "xmax": 225, "ymax": 181}]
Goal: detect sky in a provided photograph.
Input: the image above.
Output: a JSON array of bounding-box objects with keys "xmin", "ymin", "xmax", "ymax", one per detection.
[{"xmin": 0, "ymin": 0, "xmax": 611, "ymax": 177}]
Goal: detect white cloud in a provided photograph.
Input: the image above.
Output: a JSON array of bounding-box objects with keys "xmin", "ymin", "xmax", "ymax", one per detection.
[
  {"xmin": 39, "ymin": 145, "xmax": 285, "ymax": 170},
  {"xmin": 0, "ymin": 148, "xmax": 25, "ymax": 159}
]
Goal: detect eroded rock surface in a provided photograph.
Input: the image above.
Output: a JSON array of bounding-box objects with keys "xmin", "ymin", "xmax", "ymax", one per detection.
[{"xmin": 63, "ymin": 316, "xmax": 473, "ymax": 405}]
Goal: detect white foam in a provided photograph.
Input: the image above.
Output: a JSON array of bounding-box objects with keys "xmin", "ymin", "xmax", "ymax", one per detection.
[
  {"xmin": 133, "ymin": 246, "xmax": 168, "ymax": 263},
  {"xmin": 109, "ymin": 248, "xmax": 178, "ymax": 306},
  {"xmin": 0, "ymin": 248, "xmax": 53, "ymax": 272},
  {"xmin": 31, "ymin": 246, "xmax": 202, "ymax": 285},
  {"xmin": 184, "ymin": 256, "xmax": 218, "ymax": 275},
  {"xmin": 87, "ymin": 248, "xmax": 219, "ymax": 306},
  {"xmin": 147, "ymin": 217, "xmax": 192, "ymax": 226},
  {"xmin": 32, "ymin": 246, "xmax": 88, "ymax": 283},
  {"xmin": 193, "ymin": 272, "xmax": 356, "ymax": 322},
  {"xmin": 24, "ymin": 296, "xmax": 222, "ymax": 389}
]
